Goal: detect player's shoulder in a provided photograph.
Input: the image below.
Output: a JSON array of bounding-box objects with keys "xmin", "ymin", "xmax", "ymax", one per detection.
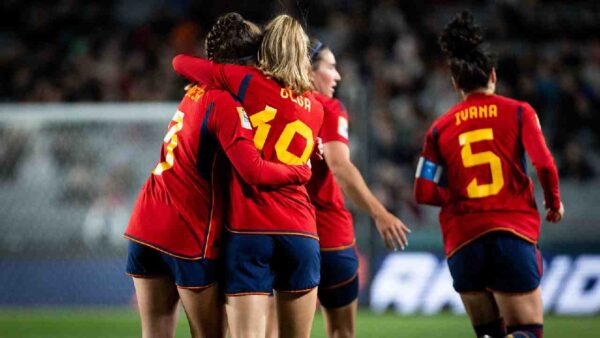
[
  {"xmin": 313, "ymin": 92, "xmax": 347, "ymax": 116},
  {"xmin": 487, "ymin": 94, "xmax": 533, "ymax": 111}
]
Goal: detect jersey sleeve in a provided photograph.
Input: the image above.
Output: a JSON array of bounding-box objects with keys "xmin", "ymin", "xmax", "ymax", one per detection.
[
  {"xmin": 414, "ymin": 125, "xmax": 450, "ymax": 206},
  {"xmin": 210, "ymin": 92, "xmax": 311, "ymax": 187},
  {"xmin": 172, "ymin": 55, "xmax": 247, "ymax": 95},
  {"xmin": 520, "ymin": 104, "xmax": 561, "ymax": 210},
  {"xmin": 320, "ymin": 99, "xmax": 350, "ymax": 145}
]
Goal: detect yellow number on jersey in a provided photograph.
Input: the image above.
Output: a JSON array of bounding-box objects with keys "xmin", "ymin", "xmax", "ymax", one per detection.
[
  {"xmin": 458, "ymin": 128, "xmax": 504, "ymax": 198},
  {"xmin": 153, "ymin": 110, "xmax": 184, "ymax": 175},
  {"xmin": 250, "ymin": 106, "xmax": 314, "ymax": 165}
]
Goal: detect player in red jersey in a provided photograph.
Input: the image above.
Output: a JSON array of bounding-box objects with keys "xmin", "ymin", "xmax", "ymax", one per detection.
[
  {"xmin": 414, "ymin": 12, "xmax": 564, "ymax": 338},
  {"xmin": 124, "ymin": 14, "xmax": 311, "ymax": 338},
  {"xmin": 173, "ymin": 15, "xmax": 324, "ymax": 338},
  {"xmin": 305, "ymin": 39, "xmax": 410, "ymax": 338}
]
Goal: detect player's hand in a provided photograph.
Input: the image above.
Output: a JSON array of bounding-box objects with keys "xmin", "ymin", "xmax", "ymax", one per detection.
[
  {"xmin": 374, "ymin": 211, "xmax": 411, "ymax": 251},
  {"xmin": 545, "ymin": 202, "xmax": 564, "ymax": 223}
]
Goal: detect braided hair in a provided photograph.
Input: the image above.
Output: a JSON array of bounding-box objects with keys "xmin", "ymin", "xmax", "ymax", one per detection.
[
  {"xmin": 439, "ymin": 11, "xmax": 496, "ymax": 92},
  {"xmin": 205, "ymin": 13, "xmax": 262, "ymax": 64}
]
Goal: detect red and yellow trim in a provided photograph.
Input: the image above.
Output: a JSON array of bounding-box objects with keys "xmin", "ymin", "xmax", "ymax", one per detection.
[
  {"xmin": 123, "ymin": 234, "xmax": 204, "ymax": 261},
  {"xmin": 225, "ymin": 292, "xmax": 272, "ymax": 297},
  {"xmin": 320, "ymin": 239, "xmax": 356, "ymax": 252},
  {"xmin": 447, "ymin": 228, "xmax": 536, "ymax": 258},
  {"xmin": 320, "ymin": 273, "xmax": 358, "ymax": 291},
  {"xmin": 225, "ymin": 226, "xmax": 319, "ymax": 241},
  {"xmin": 275, "ymin": 286, "xmax": 318, "ymax": 293},
  {"xmin": 176, "ymin": 281, "xmax": 218, "ymax": 290}
]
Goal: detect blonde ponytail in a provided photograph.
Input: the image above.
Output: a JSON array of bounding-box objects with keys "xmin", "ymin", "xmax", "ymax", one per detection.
[{"xmin": 257, "ymin": 15, "xmax": 312, "ymax": 95}]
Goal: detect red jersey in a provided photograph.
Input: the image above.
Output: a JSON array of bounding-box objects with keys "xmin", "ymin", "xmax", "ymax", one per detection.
[
  {"xmin": 414, "ymin": 93, "xmax": 561, "ymax": 257},
  {"xmin": 307, "ymin": 93, "xmax": 354, "ymax": 249},
  {"xmin": 125, "ymin": 85, "xmax": 311, "ymax": 259},
  {"xmin": 173, "ymin": 55, "xmax": 324, "ymax": 238}
]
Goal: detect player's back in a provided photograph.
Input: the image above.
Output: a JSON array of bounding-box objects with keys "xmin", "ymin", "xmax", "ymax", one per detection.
[
  {"xmin": 435, "ymin": 93, "xmax": 536, "ymax": 213},
  {"xmin": 430, "ymin": 93, "xmax": 542, "ymax": 255},
  {"xmin": 126, "ymin": 84, "xmax": 225, "ymax": 259},
  {"xmin": 220, "ymin": 65, "xmax": 324, "ymax": 237}
]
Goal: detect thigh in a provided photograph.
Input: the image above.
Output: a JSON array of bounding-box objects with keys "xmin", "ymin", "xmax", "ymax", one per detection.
[
  {"xmin": 447, "ymin": 238, "xmax": 487, "ymax": 293},
  {"xmin": 226, "ymin": 294, "xmax": 270, "ymax": 338},
  {"xmin": 459, "ymin": 290, "xmax": 500, "ymax": 326},
  {"xmin": 178, "ymin": 284, "xmax": 225, "ymax": 338},
  {"xmin": 273, "ymin": 235, "xmax": 320, "ymax": 292},
  {"xmin": 276, "ymin": 287, "xmax": 319, "ymax": 338},
  {"xmin": 494, "ymin": 287, "xmax": 543, "ymax": 326},
  {"xmin": 321, "ymin": 299, "xmax": 357, "ymax": 338},
  {"xmin": 318, "ymin": 247, "xmax": 359, "ymax": 309},
  {"xmin": 222, "ymin": 233, "xmax": 275, "ymax": 295},
  {"xmin": 133, "ymin": 276, "xmax": 180, "ymax": 338},
  {"xmin": 487, "ymin": 233, "xmax": 543, "ymax": 293}
]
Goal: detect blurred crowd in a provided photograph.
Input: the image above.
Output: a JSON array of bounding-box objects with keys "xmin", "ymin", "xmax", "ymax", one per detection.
[{"xmin": 2, "ymin": 0, "xmax": 599, "ymax": 221}]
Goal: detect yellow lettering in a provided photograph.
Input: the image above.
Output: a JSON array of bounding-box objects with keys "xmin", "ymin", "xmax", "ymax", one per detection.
[
  {"xmin": 304, "ymin": 98, "xmax": 311, "ymax": 112},
  {"xmin": 461, "ymin": 109, "xmax": 468, "ymax": 122},
  {"xmin": 455, "ymin": 113, "xmax": 461, "ymax": 126},
  {"xmin": 469, "ymin": 107, "xmax": 478, "ymax": 119},
  {"xmin": 479, "ymin": 105, "xmax": 488, "ymax": 118},
  {"xmin": 280, "ymin": 88, "xmax": 289, "ymax": 99},
  {"xmin": 489, "ymin": 104, "xmax": 497, "ymax": 118}
]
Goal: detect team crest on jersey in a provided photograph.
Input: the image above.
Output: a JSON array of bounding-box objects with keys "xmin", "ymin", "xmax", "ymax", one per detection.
[
  {"xmin": 338, "ymin": 117, "xmax": 349, "ymax": 139},
  {"xmin": 237, "ymin": 107, "xmax": 252, "ymax": 130}
]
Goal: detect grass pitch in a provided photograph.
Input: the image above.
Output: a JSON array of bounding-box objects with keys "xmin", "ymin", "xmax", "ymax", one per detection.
[{"xmin": 0, "ymin": 308, "xmax": 597, "ymax": 338}]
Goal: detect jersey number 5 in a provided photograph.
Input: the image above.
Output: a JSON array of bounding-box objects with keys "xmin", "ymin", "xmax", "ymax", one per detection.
[
  {"xmin": 458, "ymin": 128, "xmax": 504, "ymax": 198},
  {"xmin": 250, "ymin": 105, "xmax": 314, "ymax": 165},
  {"xmin": 153, "ymin": 110, "xmax": 184, "ymax": 175}
]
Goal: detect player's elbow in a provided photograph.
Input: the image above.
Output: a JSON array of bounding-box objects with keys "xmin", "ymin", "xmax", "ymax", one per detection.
[
  {"xmin": 413, "ymin": 180, "xmax": 441, "ymax": 206},
  {"xmin": 172, "ymin": 54, "xmax": 189, "ymax": 74}
]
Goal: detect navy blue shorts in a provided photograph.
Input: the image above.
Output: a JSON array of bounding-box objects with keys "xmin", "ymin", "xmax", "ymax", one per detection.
[
  {"xmin": 447, "ymin": 232, "xmax": 543, "ymax": 293},
  {"xmin": 126, "ymin": 240, "xmax": 218, "ymax": 289},
  {"xmin": 318, "ymin": 246, "xmax": 359, "ymax": 308},
  {"xmin": 222, "ymin": 233, "xmax": 320, "ymax": 295}
]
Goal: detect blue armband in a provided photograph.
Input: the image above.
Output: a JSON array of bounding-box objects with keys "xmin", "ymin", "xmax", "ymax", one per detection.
[{"xmin": 415, "ymin": 157, "xmax": 444, "ymax": 184}]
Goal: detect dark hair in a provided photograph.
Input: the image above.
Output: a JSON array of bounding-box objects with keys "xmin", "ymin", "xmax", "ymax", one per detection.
[
  {"xmin": 439, "ymin": 11, "xmax": 496, "ymax": 92},
  {"xmin": 205, "ymin": 12, "xmax": 263, "ymax": 64},
  {"xmin": 309, "ymin": 38, "xmax": 327, "ymax": 69}
]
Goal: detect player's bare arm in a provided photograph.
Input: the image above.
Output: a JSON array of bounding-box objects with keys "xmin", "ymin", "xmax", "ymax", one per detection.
[{"xmin": 323, "ymin": 140, "xmax": 410, "ymax": 250}]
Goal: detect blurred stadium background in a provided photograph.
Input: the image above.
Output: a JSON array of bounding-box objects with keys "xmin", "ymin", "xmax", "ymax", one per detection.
[{"xmin": 0, "ymin": 0, "xmax": 599, "ymax": 337}]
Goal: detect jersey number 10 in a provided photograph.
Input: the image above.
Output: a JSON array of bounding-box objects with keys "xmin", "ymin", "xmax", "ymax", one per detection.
[
  {"xmin": 459, "ymin": 128, "xmax": 504, "ymax": 198},
  {"xmin": 250, "ymin": 105, "xmax": 314, "ymax": 165}
]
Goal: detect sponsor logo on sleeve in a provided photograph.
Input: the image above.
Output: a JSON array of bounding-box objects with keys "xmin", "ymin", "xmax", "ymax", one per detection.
[
  {"xmin": 237, "ymin": 107, "xmax": 252, "ymax": 130},
  {"xmin": 338, "ymin": 116, "xmax": 349, "ymax": 139}
]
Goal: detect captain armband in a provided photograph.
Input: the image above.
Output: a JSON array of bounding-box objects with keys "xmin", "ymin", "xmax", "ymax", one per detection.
[{"xmin": 415, "ymin": 157, "xmax": 444, "ymax": 184}]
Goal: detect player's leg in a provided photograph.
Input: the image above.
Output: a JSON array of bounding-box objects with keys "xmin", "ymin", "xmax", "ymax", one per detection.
[
  {"xmin": 158, "ymin": 247, "xmax": 225, "ymax": 337},
  {"xmin": 494, "ymin": 288, "xmax": 543, "ymax": 338},
  {"xmin": 178, "ymin": 286, "xmax": 225, "ymax": 338},
  {"xmin": 273, "ymin": 235, "xmax": 321, "ymax": 338},
  {"xmin": 321, "ymin": 300, "xmax": 357, "ymax": 338},
  {"xmin": 226, "ymin": 294, "xmax": 270, "ymax": 338},
  {"xmin": 276, "ymin": 288, "xmax": 318, "ymax": 338},
  {"xmin": 126, "ymin": 241, "xmax": 180, "ymax": 338},
  {"xmin": 265, "ymin": 295, "xmax": 279, "ymax": 338},
  {"xmin": 223, "ymin": 233, "xmax": 275, "ymax": 338},
  {"xmin": 318, "ymin": 246, "xmax": 360, "ymax": 338},
  {"xmin": 133, "ymin": 277, "xmax": 180, "ymax": 338},
  {"xmin": 488, "ymin": 233, "xmax": 544, "ymax": 338},
  {"xmin": 460, "ymin": 291, "xmax": 505, "ymax": 338},
  {"xmin": 447, "ymin": 235, "xmax": 506, "ymax": 338}
]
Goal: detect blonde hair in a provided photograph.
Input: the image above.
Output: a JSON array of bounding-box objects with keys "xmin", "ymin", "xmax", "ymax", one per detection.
[{"xmin": 257, "ymin": 15, "xmax": 312, "ymax": 95}]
